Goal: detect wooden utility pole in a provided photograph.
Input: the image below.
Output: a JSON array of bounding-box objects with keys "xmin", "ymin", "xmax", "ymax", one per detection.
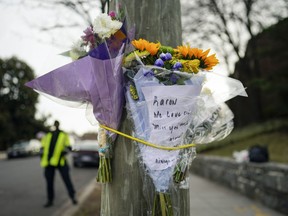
[{"xmin": 100, "ymin": 1, "xmax": 189, "ymax": 215}]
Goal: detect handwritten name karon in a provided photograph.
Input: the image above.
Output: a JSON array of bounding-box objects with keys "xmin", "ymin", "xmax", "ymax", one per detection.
[{"xmin": 153, "ymin": 96, "xmax": 177, "ymax": 106}]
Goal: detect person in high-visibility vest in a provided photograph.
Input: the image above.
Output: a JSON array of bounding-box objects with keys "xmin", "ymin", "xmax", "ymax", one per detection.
[{"xmin": 41, "ymin": 120, "xmax": 77, "ymax": 208}]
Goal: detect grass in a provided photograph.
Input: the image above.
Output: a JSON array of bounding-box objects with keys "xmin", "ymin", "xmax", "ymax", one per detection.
[{"xmin": 197, "ymin": 118, "xmax": 288, "ymax": 164}]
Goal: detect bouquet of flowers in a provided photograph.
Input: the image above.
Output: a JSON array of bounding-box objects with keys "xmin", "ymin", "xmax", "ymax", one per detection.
[
  {"xmin": 26, "ymin": 11, "xmax": 130, "ymax": 183},
  {"xmin": 25, "ymin": 8, "xmax": 247, "ymax": 215},
  {"xmin": 123, "ymin": 39, "xmax": 247, "ymax": 215}
]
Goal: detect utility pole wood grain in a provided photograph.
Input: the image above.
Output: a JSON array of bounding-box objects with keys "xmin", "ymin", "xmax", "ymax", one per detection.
[{"xmin": 100, "ymin": 1, "xmax": 189, "ymax": 215}]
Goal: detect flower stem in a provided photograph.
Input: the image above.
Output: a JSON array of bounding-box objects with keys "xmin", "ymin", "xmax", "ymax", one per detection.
[
  {"xmin": 97, "ymin": 156, "xmax": 112, "ymax": 183},
  {"xmin": 152, "ymin": 192, "xmax": 173, "ymax": 216}
]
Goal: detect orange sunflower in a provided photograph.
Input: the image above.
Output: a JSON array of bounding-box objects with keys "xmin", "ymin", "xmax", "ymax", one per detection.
[
  {"xmin": 175, "ymin": 45, "xmax": 219, "ymax": 70},
  {"xmin": 131, "ymin": 38, "xmax": 148, "ymax": 51},
  {"xmin": 204, "ymin": 54, "xmax": 219, "ymax": 70},
  {"xmin": 132, "ymin": 39, "xmax": 161, "ymax": 56}
]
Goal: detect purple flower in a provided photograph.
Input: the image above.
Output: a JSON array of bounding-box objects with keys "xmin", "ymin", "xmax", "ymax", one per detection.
[
  {"xmin": 160, "ymin": 53, "xmax": 167, "ymax": 61},
  {"xmin": 172, "ymin": 62, "xmax": 182, "ymax": 70},
  {"xmin": 159, "ymin": 52, "xmax": 172, "ymax": 61},
  {"xmin": 165, "ymin": 53, "xmax": 172, "ymax": 61},
  {"xmin": 170, "ymin": 73, "xmax": 179, "ymax": 84},
  {"xmin": 154, "ymin": 58, "xmax": 164, "ymax": 67},
  {"xmin": 81, "ymin": 26, "xmax": 95, "ymax": 45},
  {"xmin": 144, "ymin": 70, "xmax": 155, "ymax": 77}
]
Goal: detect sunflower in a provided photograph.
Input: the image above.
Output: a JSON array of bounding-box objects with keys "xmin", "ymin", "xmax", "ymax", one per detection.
[
  {"xmin": 180, "ymin": 59, "xmax": 200, "ymax": 73},
  {"xmin": 132, "ymin": 39, "xmax": 161, "ymax": 56},
  {"xmin": 204, "ymin": 54, "xmax": 219, "ymax": 70},
  {"xmin": 174, "ymin": 45, "xmax": 189, "ymax": 57},
  {"xmin": 132, "ymin": 38, "xmax": 148, "ymax": 51},
  {"xmin": 145, "ymin": 41, "xmax": 161, "ymax": 56},
  {"xmin": 175, "ymin": 45, "xmax": 219, "ymax": 70}
]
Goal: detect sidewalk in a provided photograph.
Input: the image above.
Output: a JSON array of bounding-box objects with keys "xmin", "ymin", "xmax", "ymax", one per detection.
[
  {"xmin": 52, "ymin": 179, "xmax": 101, "ymax": 216},
  {"xmin": 59, "ymin": 173, "xmax": 285, "ymax": 216},
  {"xmin": 189, "ymin": 173, "xmax": 285, "ymax": 216}
]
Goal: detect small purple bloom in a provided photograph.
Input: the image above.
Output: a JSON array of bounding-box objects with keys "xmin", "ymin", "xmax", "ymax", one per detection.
[
  {"xmin": 170, "ymin": 73, "xmax": 179, "ymax": 84},
  {"xmin": 81, "ymin": 26, "xmax": 95, "ymax": 45},
  {"xmin": 109, "ymin": 11, "xmax": 116, "ymax": 18},
  {"xmin": 160, "ymin": 53, "xmax": 167, "ymax": 61},
  {"xmin": 144, "ymin": 70, "xmax": 155, "ymax": 77},
  {"xmin": 154, "ymin": 58, "xmax": 164, "ymax": 67},
  {"xmin": 165, "ymin": 53, "xmax": 172, "ymax": 61},
  {"xmin": 173, "ymin": 62, "xmax": 182, "ymax": 70}
]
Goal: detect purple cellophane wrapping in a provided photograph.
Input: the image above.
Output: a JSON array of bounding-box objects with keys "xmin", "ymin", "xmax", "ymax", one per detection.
[{"xmin": 25, "ymin": 42, "xmax": 125, "ymax": 130}]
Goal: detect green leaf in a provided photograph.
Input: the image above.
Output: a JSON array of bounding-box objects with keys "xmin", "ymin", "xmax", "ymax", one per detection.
[
  {"xmin": 59, "ymin": 50, "xmax": 71, "ymax": 57},
  {"xmin": 159, "ymin": 45, "xmax": 174, "ymax": 54}
]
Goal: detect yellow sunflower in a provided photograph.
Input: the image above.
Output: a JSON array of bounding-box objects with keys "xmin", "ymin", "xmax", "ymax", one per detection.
[
  {"xmin": 175, "ymin": 45, "xmax": 189, "ymax": 57},
  {"xmin": 204, "ymin": 54, "xmax": 219, "ymax": 70},
  {"xmin": 131, "ymin": 38, "xmax": 148, "ymax": 51},
  {"xmin": 175, "ymin": 45, "xmax": 219, "ymax": 70},
  {"xmin": 132, "ymin": 39, "xmax": 161, "ymax": 56},
  {"xmin": 145, "ymin": 41, "xmax": 161, "ymax": 56},
  {"xmin": 180, "ymin": 59, "xmax": 200, "ymax": 73}
]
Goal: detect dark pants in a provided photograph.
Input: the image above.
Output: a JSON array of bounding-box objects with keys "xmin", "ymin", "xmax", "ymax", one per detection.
[{"xmin": 44, "ymin": 165, "xmax": 76, "ymax": 202}]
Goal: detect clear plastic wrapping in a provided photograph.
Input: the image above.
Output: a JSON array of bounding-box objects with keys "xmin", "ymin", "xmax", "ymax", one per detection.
[
  {"xmin": 25, "ymin": 9, "xmax": 248, "ymax": 214},
  {"xmin": 124, "ymin": 63, "xmax": 247, "ymax": 215},
  {"xmin": 25, "ymin": 12, "xmax": 131, "ymax": 183}
]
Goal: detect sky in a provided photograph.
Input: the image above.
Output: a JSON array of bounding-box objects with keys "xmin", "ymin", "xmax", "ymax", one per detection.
[{"xmin": 0, "ymin": 3, "xmax": 99, "ymax": 135}]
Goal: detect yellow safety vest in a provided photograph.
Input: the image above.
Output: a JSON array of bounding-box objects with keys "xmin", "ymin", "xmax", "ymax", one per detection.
[{"xmin": 40, "ymin": 132, "xmax": 70, "ymax": 167}]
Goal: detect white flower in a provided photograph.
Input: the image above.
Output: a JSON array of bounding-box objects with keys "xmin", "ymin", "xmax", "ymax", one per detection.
[{"xmin": 93, "ymin": 13, "xmax": 122, "ymax": 39}]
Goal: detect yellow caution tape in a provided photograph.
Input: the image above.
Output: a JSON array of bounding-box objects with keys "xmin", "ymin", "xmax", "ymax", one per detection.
[{"xmin": 99, "ymin": 124, "xmax": 196, "ymax": 151}]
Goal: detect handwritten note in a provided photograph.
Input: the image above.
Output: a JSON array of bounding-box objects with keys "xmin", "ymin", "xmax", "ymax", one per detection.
[{"xmin": 141, "ymin": 85, "xmax": 201, "ymax": 170}]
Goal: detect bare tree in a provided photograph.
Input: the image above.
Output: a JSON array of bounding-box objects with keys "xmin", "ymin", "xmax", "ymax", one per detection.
[
  {"xmin": 3, "ymin": 0, "xmax": 111, "ymax": 30},
  {"xmin": 0, "ymin": 0, "xmax": 105, "ymax": 48},
  {"xmin": 181, "ymin": 0, "xmax": 288, "ymax": 74},
  {"xmin": 4, "ymin": 0, "xmax": 287, "ymax": 67},
  {"xmin": 22, "ymin": 0, "xmax": 102, "ymax": 26}
]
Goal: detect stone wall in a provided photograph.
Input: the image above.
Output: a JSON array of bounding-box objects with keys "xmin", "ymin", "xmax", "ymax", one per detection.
[{"xmin": 190, "ymin": 155, "xmax": 288, "ymax": 214}]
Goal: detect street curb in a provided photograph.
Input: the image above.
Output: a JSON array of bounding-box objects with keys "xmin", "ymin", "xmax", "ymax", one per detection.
[{"xmin": 52, "ymin": 178, "xmax": 100, "ymax": 216}]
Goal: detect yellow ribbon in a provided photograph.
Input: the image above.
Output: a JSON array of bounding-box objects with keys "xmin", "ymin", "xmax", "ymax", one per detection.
[{"xmin": 99, "ymin": 124, "xmax": 196, "ymax": 151}]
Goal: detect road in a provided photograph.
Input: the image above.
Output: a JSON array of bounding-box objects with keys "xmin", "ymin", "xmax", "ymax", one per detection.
[
  {"xmin": 1, "ymin": 153, "xmax": 285, "ymax": 216},
  {"xmin": 0, "ymin": 154, "xmax": 97, "ymax": 216}
]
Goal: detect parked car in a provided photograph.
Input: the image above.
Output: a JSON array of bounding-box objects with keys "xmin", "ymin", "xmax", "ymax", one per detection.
[
  {"xmin": 72, "ymin": 140, "xmax": 99, "ymax": 167},
  {"xmin": 7, "ymin": 139, "xmax": 41, "ymax": 159}
]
